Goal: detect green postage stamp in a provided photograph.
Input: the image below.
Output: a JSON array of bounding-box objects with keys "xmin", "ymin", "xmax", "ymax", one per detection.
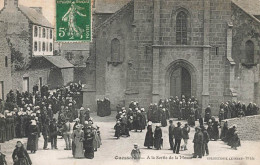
[{"xmin": 56, "ymin": 0, "xmax": 91, "ymax": 42}]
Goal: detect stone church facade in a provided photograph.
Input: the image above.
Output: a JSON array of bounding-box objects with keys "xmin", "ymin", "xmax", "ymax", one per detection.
[{"xmin": 84, "ymin": 0, "xmax": 260, "ymax": 115}]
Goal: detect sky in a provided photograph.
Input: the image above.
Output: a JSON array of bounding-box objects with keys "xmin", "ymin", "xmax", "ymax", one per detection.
[{"xmin": 0, "ymin": 0, "xmax": 56, "ymax": 25}]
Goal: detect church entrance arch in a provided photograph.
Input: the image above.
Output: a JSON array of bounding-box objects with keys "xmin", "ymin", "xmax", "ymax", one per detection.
[{"xmin": 165, "ymin": 60, "xmax": 197, "ymax": 99}]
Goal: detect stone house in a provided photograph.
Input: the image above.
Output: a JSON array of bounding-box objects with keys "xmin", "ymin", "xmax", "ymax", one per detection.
[{"xmin": 0, "ymin": 0, "xmax": 74, "ymax": 93}]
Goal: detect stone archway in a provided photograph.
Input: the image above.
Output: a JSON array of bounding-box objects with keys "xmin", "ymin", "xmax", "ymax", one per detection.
[{"xmin": 165, "ymin": 59, "xmax": 198, "ymax": 99}]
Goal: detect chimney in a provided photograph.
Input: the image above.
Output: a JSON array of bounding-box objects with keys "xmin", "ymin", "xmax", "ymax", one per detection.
[
  {"xmin": 30, "ymin": 7, "xmax": 43, "ymax": 14},
  {"xmin": 4, "ymin": 0, "xmax": 18, "ymax": 7}
]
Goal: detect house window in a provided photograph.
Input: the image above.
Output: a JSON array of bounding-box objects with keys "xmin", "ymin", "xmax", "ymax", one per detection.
[
  {"xmin": 50, "ymin": 29, "xmax": 53, "ymax": 39},
  {"xmin": 245, "ymin": 40, "xmax": 254, "ymax": 63},
  {"xmin": 50, "ymin": 43, "xmax": 53, "ymax": 51},
  {"xmin": 66, "ymin": 52, "xmax": 74, "ymax": 60},
  {"xmin": 43, "ymin": 28, "xmax": 46, "ymax": 38},
  {"xmin": 111, "ymin": 38, "xmax": 120, "ymax": 62},
  {"xmin": 34, "ymin": 26, "xmax": 38, "ymax": 37},
  {"xmin": 47, "ymin": 29, "xmax": 49, "ymax": 39},
  {"xmin": 39, "ymin": 27, "xmax": 41, "ymax": 38},
  {"xmin": 34, "ymin": 41, "xmax": 37, "ymax": 51},
  {"xmin": 5, "ymin": 56, "xmax": 8, "ymax": 67},
  {"xmin": 46, "ymin": 42, "xmax": 49, "ymax": 52},
  {"xmin": 176, "ymin": 11, "xmax": 187, "ymax": 45},
  {"xmin": 42, "ymin": 42, "xmax": 46, "ymax": 51},
  {"xmin": 38, "ymin": 41, "xmax": 41, "ymax": 51}
]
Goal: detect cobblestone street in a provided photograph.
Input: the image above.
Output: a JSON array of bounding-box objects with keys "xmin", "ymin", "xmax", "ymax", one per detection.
[{"xmin": 1, "ymin": 112, "xmax": 259, "ymax": 165}]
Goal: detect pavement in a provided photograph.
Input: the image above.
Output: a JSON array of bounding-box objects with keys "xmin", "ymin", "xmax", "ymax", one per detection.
[{"xmin": 1, "ymin": 112, "xmax": 260, "ymax": 165}]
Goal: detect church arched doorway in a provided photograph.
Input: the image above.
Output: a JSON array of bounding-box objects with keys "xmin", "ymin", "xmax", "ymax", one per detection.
[{"xmin": 170, "ymin": 66, "xmax": 191, "ymax": 99}]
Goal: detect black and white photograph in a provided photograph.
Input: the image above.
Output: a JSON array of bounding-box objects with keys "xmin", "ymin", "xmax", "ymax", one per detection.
[{"xmin": 0, "ymin": 0, "xmax": 260, "ymax": 165}]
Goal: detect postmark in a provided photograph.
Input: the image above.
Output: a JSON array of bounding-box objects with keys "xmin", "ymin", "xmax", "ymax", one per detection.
[{"xmin": 56, "ymin": 0, "xmax": 91, "ymax": 42}]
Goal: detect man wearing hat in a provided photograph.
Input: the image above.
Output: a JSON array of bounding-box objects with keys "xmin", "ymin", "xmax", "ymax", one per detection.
[
  {"xmin": 168, "ymin": 120, "xmax": 175, "ymax": 150},
  {"xmin": 193, "ymin": 127, "xmax": 203, "ymax": 158},
  {"xmin": 173, "ymin": 122, "xmax": 183, "ymax": 154}
]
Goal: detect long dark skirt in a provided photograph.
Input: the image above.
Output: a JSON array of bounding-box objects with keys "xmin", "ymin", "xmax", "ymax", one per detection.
[
  {"xmin": 154, "ymin": 138, "xmax": 162, "ymax": 149},
  {"xmin": 144, "ymin": 134, "xmax": 153, "ymax": 147},
  {"xmin": 84, "ymin": 147, "xmax": 94, "ymax": 159},
  {"xmin": 27, "ymin": 135, "xmax": 38, "ymax": 151},
  {"xmin": 14, "ymin": 158, "xmax": 31, "ymax": 165}
]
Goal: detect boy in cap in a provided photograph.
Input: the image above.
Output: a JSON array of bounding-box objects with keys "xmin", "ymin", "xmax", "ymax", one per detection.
[{"xmin": 131, "ymin": 143, "xmax": 141, "ymax": 160}]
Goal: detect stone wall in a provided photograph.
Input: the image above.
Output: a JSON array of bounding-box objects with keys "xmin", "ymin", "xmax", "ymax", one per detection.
[
  {"xmin": 0, "ymin": 1, "xmax": 32, "ymax": 66},
  {"xmin": 94, "ymin": 1, "xmax": 135, "ymax": 110},
  {"xmin": 231, "ymin": 2, "xmax": 260, "ymax": 105},
  {"xmin": 223, "ymin": 115, "xmax": 260, "ymax": 141},
  {"xmin": 12, "ymin": 69, "xmax": 50, "ymax": 93},
  {"xmin": 0, "ymin": 22, "xmax": 12, "ymax": 100}
]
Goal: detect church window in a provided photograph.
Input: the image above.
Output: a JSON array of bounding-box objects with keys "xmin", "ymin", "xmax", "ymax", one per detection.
[
  {"xmin": 176, "ymin": 11, "xmax": 187, "ymax": 45},
  {"xmin": 245, "ymin": 40, "xmax": 254, "ymax": 63},
  {"xmin": 111, "ymin": 38, "xmax": 120, "ymax": 62},
  {"xmin": 5, "ymin": 56, "xmax": 8, "ymax": 67}
]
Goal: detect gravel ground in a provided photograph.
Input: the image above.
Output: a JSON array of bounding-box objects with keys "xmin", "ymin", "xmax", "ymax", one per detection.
[{"xmin": 1, "ymin": 112, "xmax": 259, "ymax": 165}]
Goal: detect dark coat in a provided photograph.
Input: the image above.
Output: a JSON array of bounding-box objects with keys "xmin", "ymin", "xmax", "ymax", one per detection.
[
  {"xmin": 144, "ymin": 125, "xmax": 153, "ymax": 147},
  {"xmin": 114, "ymin": 123, "xmax": 121, "ymax": 138},
  {"xmin": 27, "ymin": 125, "xmax": 39, "ymax": 151},
  {"xmin": 12, "ymin": 147, "xmax": 32, "ymax": 165},
  {"xmin": 173, "ymin": 127, "xmax": 183, "ymax": 140},
  {"xmin": 182, "ymin": 126, "xmax": 190, "ymax": 139},
  {"xmin": 168, "ymin": 124, "xmax": 175, "ymax": 138},
  {"xmin": 154, "ymin": 127, "xmax": 162, "ymax": 149}
]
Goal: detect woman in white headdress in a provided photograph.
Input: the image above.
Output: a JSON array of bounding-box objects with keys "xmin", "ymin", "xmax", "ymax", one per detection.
[{"xmin": 71, "ymin": 124, "xmax": 84, "ymax": 158}]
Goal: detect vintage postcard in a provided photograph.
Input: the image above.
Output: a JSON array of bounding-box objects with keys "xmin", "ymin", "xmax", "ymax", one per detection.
[{"xmin": 0, "ymin": 0, "xmax": 260, "ymax": 165}]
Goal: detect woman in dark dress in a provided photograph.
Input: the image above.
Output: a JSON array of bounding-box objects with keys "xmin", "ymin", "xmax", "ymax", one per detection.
[
  {"xmin": 212, "ymin": 121, "xmax": 219, "ymax": 141},
  {"xmin": 153, "ymin": 124, "xmax": 162, "ymax": 150},
  {"xmin": 12, "ymin": 141, "xmax": 32, "ymax": 165},
  {"xmin": 144, "ymin": 122, "xmax": 153, "ymax": 149},
  {"xmin": 26, "ymin": 120, "xmax": 39, "ymax": 153},
  {"xmin": 84, "ymin": 126, "xmax": 95, "ymax": 159},
  {"xmin": 160, "ymin": 109, "xmax": 167, "ymax": 127}
]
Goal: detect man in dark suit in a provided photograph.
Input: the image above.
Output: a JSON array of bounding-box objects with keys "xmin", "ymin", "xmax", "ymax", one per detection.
[
  {"xmin": 173, "ymin": 122, "xmax": 182, "ymax": 154},
  {"xmin": 168, "ymin": 120, "xmax": 175, "ymax": 150}
]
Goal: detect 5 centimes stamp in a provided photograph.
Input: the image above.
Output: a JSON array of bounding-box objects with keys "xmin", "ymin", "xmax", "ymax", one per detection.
[{"xmin": 56, "ymin": 0, "xmax": 91, "ymax": 42}]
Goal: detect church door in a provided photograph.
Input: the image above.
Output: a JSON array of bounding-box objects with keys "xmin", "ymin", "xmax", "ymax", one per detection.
[{"xmin": 170, "ymin": 67, "xmax": 191, "ymax": 99}]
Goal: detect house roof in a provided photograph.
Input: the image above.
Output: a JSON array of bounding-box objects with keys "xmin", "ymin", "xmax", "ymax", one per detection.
[
  {"xmin": 232, "ymin": 0, "xmax": 260, "ymax": 15},
  {"xmin": 94, "ymin": 0, "xmax": 131, "ymax": 13},
  {"xmin": 19, "ymin": 5, "xmax": 53, "ymax": 28},
  {"xmin": 60, "ymin": 43, "xmax": 90, "ymax": 51},
  {"xmin": 43, "ymin": 56, "xmax": 74, "ymax": 69}
]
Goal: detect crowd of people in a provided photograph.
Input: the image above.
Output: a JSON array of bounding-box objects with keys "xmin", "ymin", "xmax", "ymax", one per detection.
[
  {"xmin": 217, "ymin": 101, "xmax": 259, "ymax": 122},
  {"xmin": 123, "ymin": 95, "xmax": 256, "ymax": 160},
  {"xmin": 0, "ymin": 82, "xmax": 103, "ymax": 164},
  {"xmin": 114, "ymin": 102, "xmax": 147, "ymax": 139}
]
